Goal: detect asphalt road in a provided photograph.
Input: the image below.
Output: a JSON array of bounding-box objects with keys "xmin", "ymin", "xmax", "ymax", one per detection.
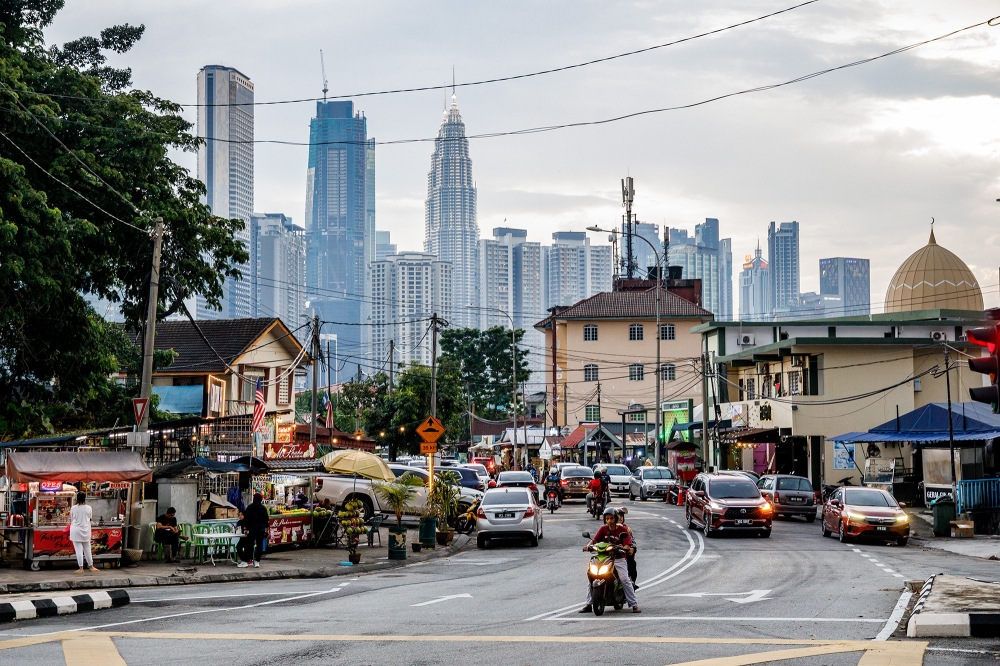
[{"xmin": 2, "ymin": 498, "xmax": 999, "ymax": 665}]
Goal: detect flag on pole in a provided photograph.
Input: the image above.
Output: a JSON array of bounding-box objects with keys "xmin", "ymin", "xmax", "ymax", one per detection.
[
  {"xmin": 252, "ymin": 378, "xmax": 266, "ymax": 432},
  {"xmin": 324, "ymin": 391, "xmax": 334, "ymax": 429}
]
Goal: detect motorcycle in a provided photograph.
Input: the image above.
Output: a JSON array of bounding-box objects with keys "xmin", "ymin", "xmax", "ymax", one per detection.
[
  {"xmin": 581, "ymin": 532, "xmax": 627, "ymax": 616},
  {"xmin": 821, "ymin": 476, "xmax": 855, "ymax": 502},
  {"xmin": 453, "ymin": 496, "xmax": 482, "ymax": 535},
  {"xmin": 589, "ymin": 492, "xmax": 606, "ymax": 519},
  {"xmin": 545, "ymin": 484, "xmax": 560, "ymax": 514}
]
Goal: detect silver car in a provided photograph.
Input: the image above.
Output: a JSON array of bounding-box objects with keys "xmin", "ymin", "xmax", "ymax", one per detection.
[
  {"xmin": 628, "ymin": 466, "xmax": 677, "ymax": 501},
  {"xmin": 475, "ymin": 487, "xmax": 543, "ymax": 549}
]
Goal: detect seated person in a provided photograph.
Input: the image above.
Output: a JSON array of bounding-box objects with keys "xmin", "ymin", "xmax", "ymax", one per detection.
[{"xmin": 154, "ymin": 507, "xmax": 188, "ymax": 563}]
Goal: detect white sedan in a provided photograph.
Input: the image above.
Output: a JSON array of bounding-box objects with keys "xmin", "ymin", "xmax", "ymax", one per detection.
[
  {"xmin": 475, "ymin": 487, "xmax": 543, "ymax": 549},
  {"xmin": 596, "ymin": 464, "xmax": 633, "ymax": 495}
]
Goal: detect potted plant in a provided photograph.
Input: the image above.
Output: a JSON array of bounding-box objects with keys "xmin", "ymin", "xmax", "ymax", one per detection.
[
  {"xmin": 432, "ymin": 471, "xmax": 462, "ymax": 546},
  {"xmin": 340, "ymin": 499, "xmax": 367, "ymax": 564},
  {"xmin": 373, "ymin": 473, "xmax": 422, "ymax": 561}
]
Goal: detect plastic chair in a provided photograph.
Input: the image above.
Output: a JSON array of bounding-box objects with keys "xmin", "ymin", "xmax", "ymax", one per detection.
[
  {"xmin": 177, "ymin": 523, "xmax": 194, "ymax": 559},
  {"xmin": 148, "ymin": 523, "xmax": 165, "ymax": 561},
  {"xmin": 190, "ymin": 524, "xmax": 210, "ymax": 564},
  {"xmin": 366, "ymin": 515, "xmax": 384, "ymax": 547}
]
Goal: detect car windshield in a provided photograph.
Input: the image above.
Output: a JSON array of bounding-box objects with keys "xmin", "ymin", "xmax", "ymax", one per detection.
[
  {"xmin": 563, "ymin": 468, "xmax": 593, "ymax": 478},
  {"xmin": 482, "ymin": 490, "xmax": 530, "ymax": 506},
  {"xmin": 642, "ymin": 469, "xmax": 673, "ymax": 480},
  {"xmin": 844, "ymin": 489, "xmax": 896, "ymax": 507},
  {"xmin": 500, "ymin": 472, "xmax": 533, "ymax": 483},
  {"xmin": 465, "ymin": 465, "xmax": 488, "ymax": 475},
  {"xmin": 604, "ymin": 465, "xmax": 630, "ymax": 476},
  {"xmin": 776, "ymin": 477, "xmax": 813, "ymax": 491},
  {"xmin": 709, "ymin": 479, "xmax": 759, "ymax": 499}
]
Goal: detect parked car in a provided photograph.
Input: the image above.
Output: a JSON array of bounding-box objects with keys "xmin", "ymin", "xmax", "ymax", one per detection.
[
  {"xmin": 475, "ymin": 487, "xmax": 543, "ymax": 548},
  {"xmin": 559, "ymin": 466, "xmax": 595, "ymax": 499},
  {"xmin": 443, "ymin": 466, "xmax": 486, "ymax": 492},
  {"xmin": 718, "ymin": 469, "xmax": 761, "ymax": 482},
  {"xmin": 685, "ymin": 472, "xmax": 772, "ymax": 537},
  {"xmin": 461, "ymin": 463, "xmax": 491, "ymax": 486},
  {"xmin": 757, "ymin": 474, "xmax": 816, "ymax": 522},
  {"xmin": 594, "ymin": 464, "xmax": 633, "ymax": 495},
  {"xmin": 628, "ymin": 467, "xmax": 677, "ymax": 501},
  {"xmin": 496, "ymin": 471, "xmax": 539, "ymax": 501},
  {"xmin": 821, "ymin": 487, "xmax": 909, "ymax": 545}
]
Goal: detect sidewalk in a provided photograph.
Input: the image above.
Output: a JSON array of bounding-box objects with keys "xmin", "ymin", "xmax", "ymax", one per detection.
[
  {"xmin": 0, "ymin": 527, "xmax": 470, "ymax": 595},
  {"xmin": 907, "ymin": 509, "xmax": 1000, "ymax": 560},
  {"xmin": 907, "ymin": 574, "xmax": 1000, "ymax": 637}
]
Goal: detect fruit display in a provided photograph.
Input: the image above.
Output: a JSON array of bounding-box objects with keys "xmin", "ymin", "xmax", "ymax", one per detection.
[{"xmin": 340, "ymin": 499, "xmax": 368, "ymax": 555}]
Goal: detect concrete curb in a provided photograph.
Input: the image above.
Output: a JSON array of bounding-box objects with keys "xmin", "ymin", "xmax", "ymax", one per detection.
[
  {"xmin": 0, "ymin": 590, "xmax": 129, "ymax": 622},
  {"xmin": 0, "ymin": 534, "xmax": 471, "ymax": 595},
  {"xmin": 906, "ymin": 575, "xmax": 1000, "ymax": 638}
]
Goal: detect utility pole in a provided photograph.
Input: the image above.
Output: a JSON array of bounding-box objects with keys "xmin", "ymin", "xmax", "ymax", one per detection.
[
  {"xmin": 563, "ymin": 383, "xmax": 568, "ymax": 431},
  {"xmin": 653, "ymin": 252, "xmax": 662, "ymax": 466},
  {"xmin": 388, "ymin": 339, "xmax": 394, "ymax": 395},
  {"xmin": 430, "ymin": 314, "xmax": 438, "ymax": 418},
  {"xmin": 138, "ymin": 216, "xmax": 164, "ymax": 434},
  {"xmin": 522, "ymin": 380, "xmax": 529, "ymax": 470},
  {"xmin": 326, "ymin": 341, "xmax": 332, "ymax": 427},
  {"xmin": 511, "ymin": 325, "xmax": 518, "ymax": 469},
  {"xmin": 702, "ymin": 352, "xmax": 712, "ymax": 471},
  {"xmin": 944, "ymin": 347, "xmax": 957, "ymax": 501},
  {"xmin": 309, "ymin": 314, "xmax": 320, "ymax": 444},
  {"xmin": 597, "ymin": 382, "xmax": 602, "ymax": 420}
]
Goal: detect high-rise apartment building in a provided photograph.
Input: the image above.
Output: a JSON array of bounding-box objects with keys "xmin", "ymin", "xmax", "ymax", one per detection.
[
  {"xmin": 250, "ymin": 213, "xmax": 306, "ymax": 332},
  {"xmin": 425, "ymin": 92, "xmax": 478, "ymax": 328},
  {"xmin": 633, "ymin": 221, "xmax": 662, "ymax": 276},
  {"xmin": 668, "ymin": 243, "xmax": 720, "ymax": 315},
  {"xmin": 369, "ymin": 253, "xmax": 452, "ymax": 367},
  {"xmin": 820, "ymin": 257, "xmax": 870, "ymax": 317},
  {"xmin": 719, "ymin": 238, "xmax": 734, "ymax": 321},
  {"xmin": 545, "ymin": 232, "xmax": 612, "ymax": 309},
  {"xmin": 739, "ymin": 244, "xmax": 772, "ymax": 321},
  {"xmin": 303, "ymin": 100, "xmax": 374, "ymax": 357},
  {"xmin": 375, "ymin": 230, "xmax": 396, "ymax": 261},
  {"xmin": 768, "ymin": 221, "xmax": 800, "ymax": 312},
  {"xmin": 196, "ymin": 65, "xmax": 254, "ymax": 320},
  {"xmin": 665, "ymin": 218, "xmax": 732, "ymax": 319}
]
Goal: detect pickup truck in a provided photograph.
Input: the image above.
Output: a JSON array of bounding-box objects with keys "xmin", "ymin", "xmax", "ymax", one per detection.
[{"xmin": 313, "ymin": 463, "xmax": 482, "ymax": 521}]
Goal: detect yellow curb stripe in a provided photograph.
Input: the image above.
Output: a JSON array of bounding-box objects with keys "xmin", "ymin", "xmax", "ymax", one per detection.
[
  {"xmin": 62, "ymin": 634, "xmax": 127, "ymax": 666},
  {"xmin": 0, "ymin": 632, "xmax": 70, "ymax": 651},
  {"xmin": 857, "ymin": 641, "xmax": 928, "ymax": 666},
  {"xmin": 664, "ymin": 644, "xmax": 865, "ymax": 666}
]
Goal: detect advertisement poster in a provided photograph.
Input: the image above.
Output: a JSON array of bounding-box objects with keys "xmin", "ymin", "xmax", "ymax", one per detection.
[
  {"xmin": 263, "ymin": 441, "xmax": 316, "ymax": 460},
  {"xmin": 661, "ymin": 400, "xmax": 692, "ymax": 444},
  {"xmin": 833, "ymin": 442, "xmax": 856, "ymax": 470},
  {"xmin": 32, "ymin": 527, "xmax": 123, "ymax": 558},
  {"xmin": 267, "ymin": 515, "xmax": 312, "ymax": 545}
]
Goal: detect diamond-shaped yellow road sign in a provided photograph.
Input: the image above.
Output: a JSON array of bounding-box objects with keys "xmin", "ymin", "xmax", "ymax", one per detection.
[{"xmin": 415, "ymin": 416, "xmax": 444, "ymax": 443}]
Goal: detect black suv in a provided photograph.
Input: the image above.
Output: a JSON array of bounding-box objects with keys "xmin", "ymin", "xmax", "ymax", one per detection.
[{"xmin": 757, "ymin": 474, "xmax": 816, "ymax": 522}]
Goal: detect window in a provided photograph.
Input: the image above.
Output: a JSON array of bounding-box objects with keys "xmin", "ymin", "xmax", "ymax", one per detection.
[
  {"xmin": 629, "ymin": 324, "xmax": 644, "ymax": 341},
  {"xmin": 745, "ymin": 377, "xmax": 755, "ymax": 399},
  {"xmin": 629, "ymin": 364, "xmax": 644, "ymax": 381},
  {"xmin": 584, "ymin": 364, "xmax": 599, "ymax": 382},
  {"xmin": 583, "ymin": 325, "xmax": 598, "ymax": 341},
  {"xmin": 660, "ymin": 363, "xmax": 676, "ymax": 381},
  {"xmin": 788, "ymin": 371, "xmax": 801, "ymax": 396},
  {"xmin": 628, "ymin": 412, "xmax": 645, "ymax": 422},
  {"xmin": 659, "ymin": 323, "xmax": 675, "ymax": 340},
  {"xmin": 242, "ymin": 368, "xmax": 265, "ymax": 402},
  {"xmin": 585, "ymin": 405, "xmax": 601, "ymax": 421},
  {"xmin": 276, "ymin": 366, "xmax": 291, "ymax": 405}
]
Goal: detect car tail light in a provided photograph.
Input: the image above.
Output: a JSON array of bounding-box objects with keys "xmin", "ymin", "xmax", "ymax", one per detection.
[
  {"xmin": 774, "ymin": 492, "xmax": 781, "ymax": 504},
  {"xmin": 524, "ymin": 506, "xmax": 535, "ymax": 517},
  {"xmin": 561, "ymin": 480, "xmax": 569, "ymax": 486},
  {"xmin": 476, "ymin": 508, "xmax": 487, "ymax": 519},
  {"xmin": 529, "ymin": 484, "xmax": 537, "ymax": 492}
]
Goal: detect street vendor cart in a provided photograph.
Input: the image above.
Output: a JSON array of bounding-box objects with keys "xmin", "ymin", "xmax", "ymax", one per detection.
[{"xmin": 2, "ymin": 451, "xmax": 152, "ymax": 570}]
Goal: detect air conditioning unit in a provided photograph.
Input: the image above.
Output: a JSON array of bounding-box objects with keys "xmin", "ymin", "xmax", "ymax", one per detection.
[
  {"xmin": 790, "ymin": 355, "xmax": 806, "ymax": 368},
  {"xmin": 738, "ymin": 333, "xmax": 755, "ymax": 346},
  {"xmin": 929, "ymin": 331, "xmax": 948, "ymax": 342}
]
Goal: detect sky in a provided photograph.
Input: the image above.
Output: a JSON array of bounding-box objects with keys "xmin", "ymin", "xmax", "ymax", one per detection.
[{"xmin": 46, "ymin": 0, "xmax": 1000, "ymax": 312}]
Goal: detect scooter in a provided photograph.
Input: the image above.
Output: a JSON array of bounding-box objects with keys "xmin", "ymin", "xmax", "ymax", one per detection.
[
  {"xmin": 545, "ymin": 485, "xmax": 560, "ymax": 514},
  {"xmin": 581, "ymin": 532, "xmax": 627, "ymax": 616},
  {"xmin": 453, "ymin": 496, "xmax": 482, "ymax": 535},
  {"xmin": 589, "ymin": 492, "xmax": 606, "ymax": 519}
]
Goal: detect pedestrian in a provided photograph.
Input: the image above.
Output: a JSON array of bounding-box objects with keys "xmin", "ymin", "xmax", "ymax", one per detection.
[
  {"xmin": 69, "ymin": 491, "xmax": 99, "ymax": 574},
  {"xmin": 154, "ymin": 507, "xmax": 187, "ymax": 563},
  {"xmin": 242, "ymin": 492, "xmax": 270, "ymax": 568}
]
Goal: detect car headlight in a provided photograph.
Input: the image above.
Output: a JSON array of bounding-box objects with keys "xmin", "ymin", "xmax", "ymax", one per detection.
[
  {"xmin": 708, "ymin": 502, "xmax": 725, "ymax": 512},
  {"xmin": 846, "ymin": 511, "xmax": 866, "ymax": 522},
  {"xmin": 895, "ymin": 514, "xmax": 909, "ymax": 523},
  {"xmin": 644, "ymin": 482, "xmax": 655, "ymax": 489},
  {"xmin": 760, "ymin": 502, "xmax": 772, "ymax": 513}
]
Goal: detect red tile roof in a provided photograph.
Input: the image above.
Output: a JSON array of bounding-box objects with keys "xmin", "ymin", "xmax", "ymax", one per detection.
[
  {"xmin": 535, "ymin": 287, "xmax": 711, "ymax": 328},
  {"xmin": 560, "ymin": 424, "xmax": 596, "ymax": 449}
]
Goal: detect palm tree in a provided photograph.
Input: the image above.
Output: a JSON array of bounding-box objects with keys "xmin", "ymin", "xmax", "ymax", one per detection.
[{"xmin": 373, "ymin": 473, "xmax": 424, "ymax": 527}]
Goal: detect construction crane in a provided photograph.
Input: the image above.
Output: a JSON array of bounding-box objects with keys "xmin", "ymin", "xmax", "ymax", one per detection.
[{"xmin": 319, "ymin": 49, "xmax": 328, "ymax": 100}]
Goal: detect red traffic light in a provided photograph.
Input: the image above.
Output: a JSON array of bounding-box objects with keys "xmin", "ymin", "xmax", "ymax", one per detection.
[
  {"xmin": 967, "ymin": 325, "xmax": 998, "ymax": 353},
  {"xmin": 967, "ymin": 324, "xmax": 1000, "ymax": 413}
]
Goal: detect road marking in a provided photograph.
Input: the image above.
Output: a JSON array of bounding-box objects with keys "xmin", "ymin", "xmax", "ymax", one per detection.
[
  {"xmin": 892, "ymin": 574, "xmax": 904, "ymax": 578},
  {"xmin": 661, "ymin": 643, "xmax": 867, "ymax": 665},
  {"xmin": 410, "ymin": 594, "xmax": 472, "ymax": 607},
  {"xmin": 874, "ymin": 590, "xmax": 911, "ymax": 641},
  {"xmin": 62, "ymin": 633, "xmax": 126, "ymax": 666},
  {"xmin": 546, "ymin": 616, "xmax": 886, "ymax": 623},
  {"xmin": 131, "ymin": 590, "xmax": 333, "ymax": 603},
  {"xmin": 663, "ymin": 590, "xmax": 772, "ymax": 604},
  {"xmin": 852, "ymin": 548, "xmax": 862, "ymax": 552}
]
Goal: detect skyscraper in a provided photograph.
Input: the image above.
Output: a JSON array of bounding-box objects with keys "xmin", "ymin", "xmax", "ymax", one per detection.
[
  {"xmin": 196, "ymin": 65, "xmax": 254, "ymax": 319},
  {"xmin": 718, "ymin": 238, "xmax": 734, "ymax": 320},
  {"xmin": 633, "ymin": 221, "xmax": 662, "ymax": 276},
  {"xmin": 425, "ymin": 92, "xmax": 478, "ymax": 328},
  {"xmin": 667, "ymin": 243, "xmax": 719, "ymax": 315},
  {"xmin": 545, "ymin": 232, "xmax": 612, "ymax": 308},
  {"xmin": 820, "ymin": 257, "xmax": 870, "ymax": 317},
  {"xmin": 250, "ymin": 213, "xmax": 306, "ymax": 330},
  {"xmin": 768, "ymin": 221, "xmax": 800, "ymax": 312},
  {"xmin": 665, "ymin": 218, "xmax": 732, "ymax": 318},
  {"xmin": 304, "ymin": 100, "xmax": 374, "ymax": 356},
  {"xmin": 375, "ymin": 230, "xmax": 396, "ymax": 261},
  {"xmin": 739, "ymin": 243, "xmax": 772, "ymax": 321}
]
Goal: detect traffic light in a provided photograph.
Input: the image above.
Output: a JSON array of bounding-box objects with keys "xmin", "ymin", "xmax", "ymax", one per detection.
[{"xmin": 967, "ymin": 324, "xmax": 1000, "ymax": 413}]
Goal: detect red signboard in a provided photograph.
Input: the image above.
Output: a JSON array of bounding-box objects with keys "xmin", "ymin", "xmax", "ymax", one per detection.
[
  {"xmin": 263, "ymin": 441, "xmax": 316, "ymax": 460},
  {"xmin": 32, "ymin": 527, "xmax": 123, "ymax": 558},
  {"xmin": 267, "ymin": 515, "xmax": 312, "ymax": 546}
]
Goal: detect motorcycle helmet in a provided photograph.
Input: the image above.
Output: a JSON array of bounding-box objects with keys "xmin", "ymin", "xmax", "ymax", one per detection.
[{"xmin": 602, "ymin": 507, "xmax": 618, "ymax": 521}]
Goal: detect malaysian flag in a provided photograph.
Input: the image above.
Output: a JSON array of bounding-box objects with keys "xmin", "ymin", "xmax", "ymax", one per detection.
[
  {"xmin": 323, "ymin": 391, "xmax": 334, "ymax": 429},
  {"xmin": 251, "ymin": 378, "xmax": 266, "ymax": 432}
]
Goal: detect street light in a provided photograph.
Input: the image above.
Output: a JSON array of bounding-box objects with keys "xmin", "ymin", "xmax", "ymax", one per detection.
[
  {"xmin": 587, "ymin": 225, "xmax": 664, "ymax": 467},
  {"xmin": 466, "ymin": 305, "xmax": 520, "ymax": 470}
]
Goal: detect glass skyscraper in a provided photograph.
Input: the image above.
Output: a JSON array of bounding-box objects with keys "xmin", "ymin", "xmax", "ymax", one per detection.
[
  {"xmin": 768, "ymin": 221, "xmax": 800, "ymax": 312},
  {"xmin": 425, "ymin": 92, "xmax": 479, "ymax": 328},
  {"xmin": 820, "ymin": 257, "xmax": 870, "ymax": 317},
  {"xmin": 304, "ymin": 101, "xmax": 374, "ymax": 357}
]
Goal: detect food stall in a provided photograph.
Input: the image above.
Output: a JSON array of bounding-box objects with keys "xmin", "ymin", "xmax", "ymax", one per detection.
[
  {"xmin": 3, "ymin": 451, "xmax": 152, "ymax": 570},
  {"xmin": 236, "ymin": 450, "xmax": 331, "ymax": 547}
]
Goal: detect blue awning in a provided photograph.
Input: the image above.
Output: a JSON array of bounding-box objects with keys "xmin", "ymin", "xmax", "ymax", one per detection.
[{"xmin": 831, "ymin": 402, "xmax": 1000, "ymax": 445}]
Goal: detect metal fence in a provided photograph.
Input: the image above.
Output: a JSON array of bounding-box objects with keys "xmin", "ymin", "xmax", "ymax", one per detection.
[{"xmin": 957, "ymin": 478, "xmax": 1000, "ymax": 514}]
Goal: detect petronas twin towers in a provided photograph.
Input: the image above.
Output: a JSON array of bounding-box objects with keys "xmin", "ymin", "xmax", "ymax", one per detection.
[{"xmin": 424, "ymin": 92, "xmax": 479, "ymax": 328}]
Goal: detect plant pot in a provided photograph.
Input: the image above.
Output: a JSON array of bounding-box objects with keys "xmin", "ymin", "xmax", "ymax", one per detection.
[
  {"xmin": 436, "ymin": 529, "xmax": 454, "ymax": 547},
  {"xmin": 387, "ymin": 525, "xmax": 407, "ymax": 561},
  {"xmin": 418, "ymin": 516, "xmax": 437, "ymax": 549},
  {"xmin": 411, "ymin": 543, "xmax": 422, "ymax": 553},
  {"xmin": 348, "ymin": 552, "xmax": 361, "ymax": 564}
]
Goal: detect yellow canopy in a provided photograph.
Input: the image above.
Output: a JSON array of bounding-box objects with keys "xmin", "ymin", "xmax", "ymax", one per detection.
[{"xmin": 320, "ymin": 449, "xmax": 395, "ymax": 482}]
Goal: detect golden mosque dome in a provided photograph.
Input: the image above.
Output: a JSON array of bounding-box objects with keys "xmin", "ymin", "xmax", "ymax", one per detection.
[{"xmin": 884, "ymin": 229, "xmax": 984, "ymax": 312}]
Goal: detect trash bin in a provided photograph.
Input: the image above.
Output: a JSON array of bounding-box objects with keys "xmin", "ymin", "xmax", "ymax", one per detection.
[
  {"xmin": 418, "ymin": 516, "xmax": 437, "ymax": 549},
  {"xmin": 931, "ymin": 497, "xmax": 956, "ymax": 537}
]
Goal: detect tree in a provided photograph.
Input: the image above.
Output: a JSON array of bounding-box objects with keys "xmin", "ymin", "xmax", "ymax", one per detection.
[
  {"xmin": 0, "ymin": 3, "xmax": 247, "ymax": 440},
  {"xmin": 439, "ymin": 327, "xmax": 531, "ymax": 420}
]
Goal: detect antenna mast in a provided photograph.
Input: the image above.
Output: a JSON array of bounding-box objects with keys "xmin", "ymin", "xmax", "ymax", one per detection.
[
  {"xmin": 621, "ymin": 176, "xmax": 636, "ymax": 279},
  {"xmin": 319, "ymin": 50, "xmax": 329, "ymax": 100}
]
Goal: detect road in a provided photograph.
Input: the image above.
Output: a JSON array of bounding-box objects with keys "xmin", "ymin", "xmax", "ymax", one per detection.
[{"xmin": 1, "ymin": 498, "xmax": 998, "ymax": 665}]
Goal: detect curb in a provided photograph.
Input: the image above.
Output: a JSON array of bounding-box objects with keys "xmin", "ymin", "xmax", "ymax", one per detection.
[
  {"xmin": 0, "ymin": 590, "xmax": 129, "ymax": 622},
  {"xmin": 906, "ymin": 575, "xmax": 1000, "ymax": 638},
  {"xmin": 0, "ymin": 534, "xmax": 471, "ymax": 595}
]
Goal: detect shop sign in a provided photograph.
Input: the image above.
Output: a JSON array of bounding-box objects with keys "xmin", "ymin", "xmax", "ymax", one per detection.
[
  {"xmin": 38, "ymin": 481, "xmax": 63, "ymax": 493},
  {"xmin": 276, "ymin": 423, "xmax": 294, "ymax": 443},
  {"xmin": 267, "ymin": 515, "xmax": 312, "ymax": 545},
  {"xmin": 263, "ymin": 441, "xmax": 315, "ymax": 460},
  {"xmin": 107, "ymin": 482, "xmax": 132, "ymax": 489},
  {"xmin": 32, "ymin": 527, "xmax": 122, "ymax": 558}
]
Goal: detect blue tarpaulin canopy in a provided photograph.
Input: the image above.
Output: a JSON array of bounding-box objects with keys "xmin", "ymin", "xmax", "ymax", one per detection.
[{"xmin": 831, "ymin": 402, "xmax": 1000, "ymax": 445}]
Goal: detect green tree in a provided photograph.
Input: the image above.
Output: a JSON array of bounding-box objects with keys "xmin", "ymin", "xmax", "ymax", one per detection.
[
  {"xmin": 0, "ymin": 3, "xmax": 247, "ymax": 440},
  {"xmin": 439, "ymin": 327, "xmax": 531, "ymax": 420}
]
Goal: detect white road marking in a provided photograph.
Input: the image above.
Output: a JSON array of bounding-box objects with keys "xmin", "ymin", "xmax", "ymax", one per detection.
[
  {"xmin": 852, "ymin": 548, "xmax": 862, "ymax": 552},
  {"xmin": 131, "ymin": 591, "xmax": 333, "ymax": 603},
  {"xmin": 663, "ymin": 590, "xmax": 772, "ymax": 604},
  {"xmin": 874, "ymin": 590, "xmax": 912, "ymax": 641},
  {"xmin": 549, "ymin": 616, "xmax": 886, "ymax": 623},
  {"xmin": 892, "ymin": 574, "xmax": 904, "ymax": 578},
  {"xmin": 410, "ymin": 594, "xmax": 472, "ymax": 607}
]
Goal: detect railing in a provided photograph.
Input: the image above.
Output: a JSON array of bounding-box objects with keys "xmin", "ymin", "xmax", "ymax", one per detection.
[{"xmin": 957, "ymin": 478, "xmax": 1000, "ymax": 514}]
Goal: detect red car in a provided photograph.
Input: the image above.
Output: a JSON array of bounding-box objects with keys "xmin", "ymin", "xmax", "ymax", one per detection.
[
  {"xmin": 686, "ymin": 473, "xmax": 773, "ymax": 538},
  {"xmin": 821, "ymin": 487, "xmax": 909, "ymax": 545}
]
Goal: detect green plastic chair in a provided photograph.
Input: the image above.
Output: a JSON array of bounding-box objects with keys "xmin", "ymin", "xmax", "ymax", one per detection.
[
  {"xmin": 148, "ymin": 523, "xmax": 165, "ymax": 561},
  {"xmin": 178, "ymin": 523, "xmax": 194, "ymax": 559},
  {"xmin": 190, "ymin": 524, "xmax": 210, "ymax": 564}
]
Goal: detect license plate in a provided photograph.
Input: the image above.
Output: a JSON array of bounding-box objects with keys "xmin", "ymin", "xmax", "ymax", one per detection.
[
  {"xmin": 875, "ymin": 526, "xmax": 886, "ymax": 531},
  {"xmin": 789, "ymin": 497, "xmax": 804, "ymax": 503},
  {"xmin": 496, "ymin": 511, "xmax": 515, "ymax": 519},
  {"xmin": 734, "ymin": 519, "xmax": 752, "ymax": 525}
]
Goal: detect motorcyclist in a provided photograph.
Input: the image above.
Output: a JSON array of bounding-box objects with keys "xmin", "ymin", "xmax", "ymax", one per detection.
[
  {"xmin": 586, "ymin": 471, "xmax": 603, "ymax": 513},
  {"xmin": 579, "ymin": 508, "xmax": 640, "ymax": 613},
  {"xmin": 544, "ymin": 467, "xmax": 562, "ymax": 507},
  {"xmin": 617, "ymin": 507, "xmax": 638, "ymax": 589},
  {"xmin": 601, "ymin": 467, "xmax": 612, "ymax": 505}
]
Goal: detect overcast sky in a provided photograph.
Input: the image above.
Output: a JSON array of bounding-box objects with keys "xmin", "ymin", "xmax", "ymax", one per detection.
[{"xmin": 47, "ymin": 0, "xmax": 1000, "ymax": 311}]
